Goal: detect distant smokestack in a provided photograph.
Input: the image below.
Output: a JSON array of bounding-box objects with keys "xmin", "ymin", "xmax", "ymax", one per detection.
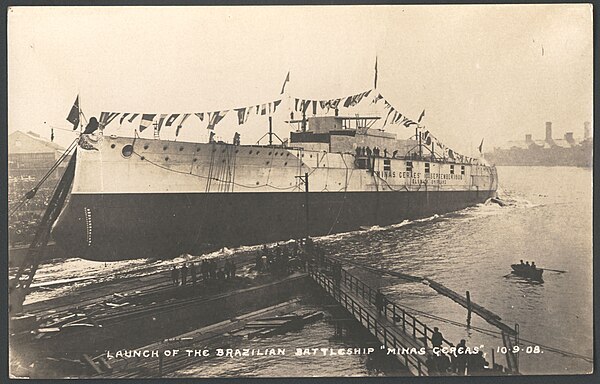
[
  {"xmin": 564, "ymin": 132, "xmax": 575, "ymax": 144},
  {"xmin": 525, "ymin": 134, "xmax": 532, "ymax": 143},
  {"xmin": 545, "ymin": 122, "xmax": 553, "ymax": 142},
  {"xmin": 584, "ymin": 121, "xmax": 591, "ymax": 140}
]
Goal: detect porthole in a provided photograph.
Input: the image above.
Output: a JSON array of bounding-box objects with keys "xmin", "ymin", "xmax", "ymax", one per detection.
[
  {"xmin": 266, "ymin": 161, "xmax": 270, "ymax": 165},
  {"xmin": 163, "ymin": 145, "xmax": 168, "ymax": 150},
  {"xmin": 256, "ymin": 181, "xmax": 260, "ymax": 185},
  {"xmin": 193, "ymin": 158, "xmax": 198, "ymax": 162},
  {"xmin": 249, "ymin": 150, "xmax": 253, "ymax": 154},
  {"xmin": 111, "ymin": 144, "xmax": 116, "ymax": 149},
  {"xmin": 280, "ymin": 153, "xmax": 284, "ymax": 156},
  {"xmin": 140, "ymin": 156, "xmax": 145, "ymax": 160},
  {"xmin": 222, "ymin": 159, "xmax": 226, "ymax": 163},
  {"xmin": 235, "ymin": 149, "xmax": 239, "ymax": 153},
  {"xmin": 212, "ymin": 148, "xmax": 217, "ymax": 152},
  {"xmin": 284, "ymin": 162, "xmax": 288, "ymax": 166},
  {"xmin": 286, "ymin": 153, "xmax": 290, "ymax": 157},
  {"xmin": 256, "ymin": 151, "xmax": 260, "ymax": 155},
  {"xmin": 144, "ymin": 144, "xmax": 149, "ymax": 150},
  {"xmin": 179, "ymin": 147, "xmax": 184, "ymax": 151},
  {"xmin": 121, "ymin": 144, "xmax": 133, "ymax": 157},
  {"xmin": 165, "ymin": 156, "xmax": 169, "ymax": 161},
  {"xmin": 222, "ymin": 149, "xmax": 226, "ymax": 153},
  {"xmin": 268, "ymin": 152, "xmax": 272, "ymax": 155},
  {"xmin": 196, "ymin": 147, "xmax": 201, "ymax": 152}
]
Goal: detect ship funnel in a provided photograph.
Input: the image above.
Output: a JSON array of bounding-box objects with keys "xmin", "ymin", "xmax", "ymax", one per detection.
[{"xmin": 584, "ymin": 121, "xmax": 591, "ymax": 140}]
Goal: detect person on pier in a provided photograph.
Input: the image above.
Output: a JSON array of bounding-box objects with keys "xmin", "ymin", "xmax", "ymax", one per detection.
[
  {"xmin": 454, "ymin": 339, "xmax": 467, "ymax": 375},
  {"xmin": 201, "ymin": 260, "xmax": 209, "ymax": 280},
  {"xmin": 375, "ymin": 290, "xmax": 385, "ymax": 315},
  {"xmin": 190, "ymin": 263, "xmax": 197, "ymax": 285},
  {"xmin": 431, "ymin": 327, "xmax": 443, "ymax": 348},
  {"xmin": 230, "ymin": 261, "xmax": 237, "ymax": 278},
  {"xmin": 181, "ymin": 263, "xmax": 189, "ymax": 286},
  {"xmin": 224, "ymin": 260, "xmax": 231, "ymax": 279},
  {"xmin": 171, "ymin": 265, "xmax": 179, "ymax": 286}
]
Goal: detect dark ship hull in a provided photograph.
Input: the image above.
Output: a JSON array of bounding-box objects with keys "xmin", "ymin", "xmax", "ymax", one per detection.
[{"xmin": 54, "ymin": 189, "xmax": 494, "ymax": 261}]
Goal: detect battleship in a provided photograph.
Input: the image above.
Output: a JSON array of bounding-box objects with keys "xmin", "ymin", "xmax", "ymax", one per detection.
[{"xmin": 51, "ymin": 113, "xmax": 498, "ymax": 261}]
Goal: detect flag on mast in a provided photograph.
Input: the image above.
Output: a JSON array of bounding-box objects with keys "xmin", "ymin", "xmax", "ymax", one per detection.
[
  {"xmin": 478, "ymin": 138, "xmax": 484, "ymax": 154},
  {"xmin": 280, "ymin": 71, "xmax": 290, "ymax": 95},
  {"xmin": 418, "ymin": 109, "xmax": 426, "ymax": 123},
  {"xmin": 66, "ymin": 95, "xmax": 80, "ymax": 130}
]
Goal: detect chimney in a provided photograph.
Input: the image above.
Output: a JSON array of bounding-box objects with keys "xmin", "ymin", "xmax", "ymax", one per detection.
[
  {"xmin": 584, "ymin": 121, "xmax": 591, "ymax": 140},
  {"xmin": 545, "ymin": 122, "xmax": 553, "ymax": 142},
  {"xmin": 525, "ymin": 134, "xmax": 532, "ymax": 143},
  {"xmin": 564, "ymin": 132, "xmax": 575, "ymax": 144}
]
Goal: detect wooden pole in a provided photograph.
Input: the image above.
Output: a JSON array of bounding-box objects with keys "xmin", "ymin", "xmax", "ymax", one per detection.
[
  {"xmin": 466, "ymin": 290, "xmax": 472, "ymax": 327},
  {"xmin": 304, "ymin": 172, "xmax": 309, "ymax": 239},
  {"xmin": 268, "ymin": 116, "xmax": 273, "ymax": 146}
]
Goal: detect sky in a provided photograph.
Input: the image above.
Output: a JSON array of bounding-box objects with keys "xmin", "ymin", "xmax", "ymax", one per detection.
[{"xmin": 8, "ymin": 5, "xmax": 593, "ymax": 154}]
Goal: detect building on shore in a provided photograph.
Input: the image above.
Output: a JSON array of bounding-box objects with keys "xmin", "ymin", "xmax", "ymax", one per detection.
[
  {"xmin": 485, "ymin": 122, "xmax": 592, "ymax": 167},
  {"xmin": 8, "ymin": 131, "xmax": 70, "ymax": 247}
]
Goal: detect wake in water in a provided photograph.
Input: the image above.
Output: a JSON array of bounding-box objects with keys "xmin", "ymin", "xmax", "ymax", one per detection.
[{"xmin": 494, "ymin": 185, "xmax": 538, "ymax": 208}]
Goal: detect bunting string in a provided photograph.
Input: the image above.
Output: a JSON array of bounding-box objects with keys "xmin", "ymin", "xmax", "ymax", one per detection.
[{"xmin": 92, "ymin": 88, "xmax": 422, "ymax": 136}]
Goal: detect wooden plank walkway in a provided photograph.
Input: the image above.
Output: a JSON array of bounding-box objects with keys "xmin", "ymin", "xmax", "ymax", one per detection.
[{"xmin": 309, "ymin": 268, "xmax": 452, "ymax": 376}]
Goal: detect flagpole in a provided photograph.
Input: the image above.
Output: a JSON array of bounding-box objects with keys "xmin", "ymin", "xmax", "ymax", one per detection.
[{"xmin": 78, "ymin": 89, "xmax": 82, "ymax": 132}]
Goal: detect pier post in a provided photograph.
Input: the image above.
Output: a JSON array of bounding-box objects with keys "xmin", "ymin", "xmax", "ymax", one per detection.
[
  {"xmin": 158, "ymin": 353, "xmax": 163, "ymax": 377},
  {"xmin": 466, "ymin": 291, "xmax": 472, "ymax": 326}
]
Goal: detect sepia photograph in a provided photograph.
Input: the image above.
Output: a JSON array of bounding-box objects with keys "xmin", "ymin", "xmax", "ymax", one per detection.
[{"xmin": 6, "ymin": 4, "xmax": 594, "ymax": 379}]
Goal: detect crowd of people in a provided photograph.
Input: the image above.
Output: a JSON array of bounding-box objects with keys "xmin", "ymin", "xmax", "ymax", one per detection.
[
  {"xmin": 519, "ymin": 259, "xmax": 537, "ymax": 269},
  {"xmin": 355, "ymin": 146, "xmax": 399, "ymax": 159},
  {"xmin": 253, "ymin": 238, "xmax": 326, "ymax": 277},
  {"xmin": 170, "ymin": 259, "xmax": 237, "ymax": 287},
  {"xmin": 424, "ymin": 330, "xmax": 487, "ymax": 375},
  {"xmin": 8, "ymin": 179, "xmax": 55, "ymax": 247}
]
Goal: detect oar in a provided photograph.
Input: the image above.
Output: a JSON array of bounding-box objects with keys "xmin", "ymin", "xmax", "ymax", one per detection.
[{"xmin": 541, "ymin": 268, "xmax": 567, "ymax": 273}]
